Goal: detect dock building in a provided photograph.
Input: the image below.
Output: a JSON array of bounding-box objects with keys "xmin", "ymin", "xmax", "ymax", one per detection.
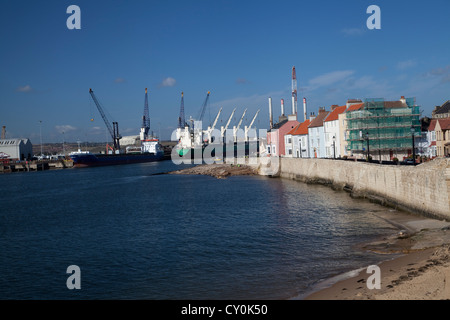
[{"xmin": 0, "ymin": 139, "xmax": 33, "ymax": 160}]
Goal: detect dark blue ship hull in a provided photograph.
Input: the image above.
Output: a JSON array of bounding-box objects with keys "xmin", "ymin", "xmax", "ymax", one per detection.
[{"xmin": 70, "ymin": 152, "xmax": 165, "ymax": 167}]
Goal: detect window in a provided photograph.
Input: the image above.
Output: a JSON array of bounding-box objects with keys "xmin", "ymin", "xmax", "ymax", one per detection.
[
  {"xmin": 288, "ymin": 137, "xmax": 292, "ymax": 144},
  {"xmin": 267, "ymin": 146, "xmax": 271, "ymax": 154},
  {"xmin": 288, "ymin": 149, "xmax": 292, "ymax": 155}
]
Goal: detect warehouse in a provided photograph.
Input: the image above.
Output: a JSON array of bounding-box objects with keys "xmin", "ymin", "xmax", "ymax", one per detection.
[{"xmin": 0, "ymin": 139, "xmax": 33, "ymax": 160}]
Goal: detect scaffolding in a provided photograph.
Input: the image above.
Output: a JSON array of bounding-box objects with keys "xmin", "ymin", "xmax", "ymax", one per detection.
[{"xmin": 346, "ymin": 98, "xmax": 421, "ymax": 156}]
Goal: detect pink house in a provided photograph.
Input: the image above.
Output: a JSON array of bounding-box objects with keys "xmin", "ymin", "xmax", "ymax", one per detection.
[{"xmin": 267, "ymin": 116, "xmax": 299, "ymax": 156}]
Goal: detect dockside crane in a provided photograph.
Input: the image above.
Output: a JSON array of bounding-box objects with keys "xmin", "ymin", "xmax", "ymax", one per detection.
[
  {"xmin": 204, "ymin": 107, "xmax": 222, "ymax": 143},
  {"xmin": 221, "ymin": 108, "xmax": 236, "ymax": 137},
  {"xmin": 141, "ymin": 88, "xmax": 150, "ymax": 140},
  {"xmin": 210, "ymin": 107, "xmax": 222, "ymax": 131},
  {"xmin": 196, "ymin": 91, "xmax": 211, "ymax": 123},
  {"xmin": 245, "ymin": 109, "xmax": 260, "ymax": 141},
  {"xmin": 89, "ymin": 88, "xmax": 121, "ymax": 151},
  {"xmin": 178, "ymin": 92, "xmax": 186, "ymax": 129},
  {"xmin": 236, "ymin": 109, "xmax": 247, "ymax": 131},
  {"xmin": 248, "ymin": 109, "xmax": 260, "ymax": 129},
  {"xmin": 233, "ymin": 108, "xmax": 247, "ymax": 142}
]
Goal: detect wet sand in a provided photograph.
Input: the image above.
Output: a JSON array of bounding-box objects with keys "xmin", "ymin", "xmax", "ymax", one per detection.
[{"xmin": 304, "ymin": 212, "xmax": 450, "ymax": 300}]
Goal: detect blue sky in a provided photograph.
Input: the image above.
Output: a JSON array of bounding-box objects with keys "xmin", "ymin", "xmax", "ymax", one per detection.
[{"xmin": 1, "ymin": 0, "xmax": 449, "ymax": 143}]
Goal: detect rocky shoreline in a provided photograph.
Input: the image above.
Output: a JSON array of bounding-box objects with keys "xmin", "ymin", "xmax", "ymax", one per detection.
[{"xmin": 168, "ymin": 163, "xmax": 258, "ymax": 179}]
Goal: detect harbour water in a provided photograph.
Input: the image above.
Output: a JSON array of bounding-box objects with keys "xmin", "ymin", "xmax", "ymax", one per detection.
[{"xmin": 0, "ymin": 160, "xmax": 406, "ymax": 299}]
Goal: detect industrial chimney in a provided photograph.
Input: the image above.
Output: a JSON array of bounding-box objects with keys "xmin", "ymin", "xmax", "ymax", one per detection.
[
  {"xmin": 1, "ymin": 126, "xmax": 5, "ymax": 139},
  {"xmin": 279, "ymin": 99, "xmax": 288, "ymax": 122},
  {"xmin": 268, "ymin": 97, "xmax": 273, "ymax": 129},
  {"xmin": 303, "ymin": 98, "xmax": 307, "ymax": 122},
  {"xmin": 291, "ymin": 66, "xmax": 297, "ymax": 116}
]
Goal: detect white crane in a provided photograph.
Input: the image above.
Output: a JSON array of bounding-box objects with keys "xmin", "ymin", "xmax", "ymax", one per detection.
[
  {"xmin": 211, "ymin": 107, "xmax": 222, "ymax": 130},
  {"xmin": 204, "ymin": 107, "xmax": 223, "ymax": 144},
  {"xmin": 248, "ymin": 109, "xmax": 260, "ymax": 129},
  {"xmin": 245, "ymin": 109, "xmax": 260, "ymax": 141},
  {"xmin": 221, "ymin": 108, "xmax": 236, "ymax": 137},
  {"xmin": 233, "ymin": 108, "xmax": 247, "ymax": 142}
]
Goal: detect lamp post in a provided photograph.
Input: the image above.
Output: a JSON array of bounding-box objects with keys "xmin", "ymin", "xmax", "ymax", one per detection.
[
  {"xmin": 411, "ymin": 125, "xmax": 416, "ymax": 166},
  {"xmin": 365, "ymin": 130, "xmax": 370, "ymax": 162},
  {"xmin": 39, "ymin": 120, "xmax": 43, "ymax": 157},
  {"xmin": 62, "ymin": 131, "xmax": 66, "ymax": 157},
  {"xmin": 332, "ymin": 135, "xmax": 336, "ymax": 159}
]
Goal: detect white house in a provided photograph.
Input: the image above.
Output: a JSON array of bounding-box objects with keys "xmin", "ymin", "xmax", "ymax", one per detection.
[
  {"xmin": 426, "ymin": 119, "xmax": 437, "ymax": 158},
  {"xmin": 323, "ymin": 105, "xmax": 346, "ymax": 158},
  {"xmin": 285, "ymin": 119, "xmax": 311, "ymax": 158},
  {"xmin": 308, "ymin": 108, "xmax": 329, "ymax": 158}
]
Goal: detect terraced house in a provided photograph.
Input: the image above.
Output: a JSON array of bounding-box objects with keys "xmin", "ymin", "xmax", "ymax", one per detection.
[
  {"xmin": 345, "ymin": 96, "xmax": 421, "ymax": 161},
  {"xmin": 435, "ymin": 118, "xmax": 450, "ymax": 157}
]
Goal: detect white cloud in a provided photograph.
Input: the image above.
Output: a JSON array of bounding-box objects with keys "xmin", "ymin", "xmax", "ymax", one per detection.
[
  {"xmin": 307, "ymin": 70, "xmax": 355, "ymax": 91},
  {"xmin": 16, "ymin": 85, "xmax": 32, "ymax": 92},
  {"xmin": 159, "ymin": 77, "xmax": 177, "ymax": 87},
  {"xmin": 425, "ymin": 65, "xmax": 450, "ymax": 83},
  {"xmin": 55, "ymin": 125, "xmax": 77, "ymax": 133},
  {"xmin": 397, "ymin": 59, "xmax": 417, "ymax": 70}
]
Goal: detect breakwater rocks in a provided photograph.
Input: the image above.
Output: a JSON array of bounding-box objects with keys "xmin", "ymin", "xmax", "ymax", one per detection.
[{"xmin": 169, "ymin": 163, "xmax": 258, "ymax": 179}]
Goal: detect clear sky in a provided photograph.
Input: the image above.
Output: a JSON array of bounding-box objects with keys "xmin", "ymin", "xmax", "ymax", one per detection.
[{"xmin": 1, "ymin": 0, "xmax": 449, "ymax": 143}]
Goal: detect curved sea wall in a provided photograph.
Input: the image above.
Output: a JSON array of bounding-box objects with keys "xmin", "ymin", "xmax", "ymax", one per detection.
[{"xmin": 273, "ymin": 158, "xmax": 450, "ymax": 220}]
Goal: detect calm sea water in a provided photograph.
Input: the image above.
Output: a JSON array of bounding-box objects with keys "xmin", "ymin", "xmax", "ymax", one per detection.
[{"xmin": 0, "ymin": 160, "xmax": 402, "ymax": 299}]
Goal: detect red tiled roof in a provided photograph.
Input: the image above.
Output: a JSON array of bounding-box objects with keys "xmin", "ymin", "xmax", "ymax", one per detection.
[
  {"xmin": 345, "ymin": 103, "xmax": 364, "ymax": 112},
  {"xmin": 384, "ymin": 101, "xmax": 407, "ymax": 109},
  {"xmin": 428, "ymin": 119, "xmax": 437, "ymax": 131},
  {"xmin": 324, "ymin": 105, "xmax": 346, "ymax": 122},
  {"xmin": 438, "ymin": 118, "xmax": 450, "ymax": 130},
  {"xmin": 287, "ymin": 119, "xmax": 311, "ymax": 135}
]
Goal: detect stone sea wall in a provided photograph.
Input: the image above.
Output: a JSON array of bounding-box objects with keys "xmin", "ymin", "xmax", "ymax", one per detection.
[{"xmin": 266, "ymin": 157, "xmax": 450, "ymax": 220}]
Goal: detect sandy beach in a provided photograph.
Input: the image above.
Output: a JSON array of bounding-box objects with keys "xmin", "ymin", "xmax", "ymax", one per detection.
[{"xmin": 304, "ymin": 211, "xmax": 450, "ymax": 300}]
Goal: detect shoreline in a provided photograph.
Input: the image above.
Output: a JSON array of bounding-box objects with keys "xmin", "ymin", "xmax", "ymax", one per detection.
[
  {"xmin": 167, "ymin": 163, "xmax": 258, "ymax": 179},
  {"xmin": 302, "ymin": 213, "xmax": 450, "ymax": 300},
  {"xmin": 167, "ymin": 162, "xmax": 450, "ymax": 300}
]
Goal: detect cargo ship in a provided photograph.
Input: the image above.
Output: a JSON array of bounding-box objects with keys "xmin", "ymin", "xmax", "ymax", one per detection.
[{"xmin": 70, "ymin": 139, "xmax": 164, "ymax": 167}]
